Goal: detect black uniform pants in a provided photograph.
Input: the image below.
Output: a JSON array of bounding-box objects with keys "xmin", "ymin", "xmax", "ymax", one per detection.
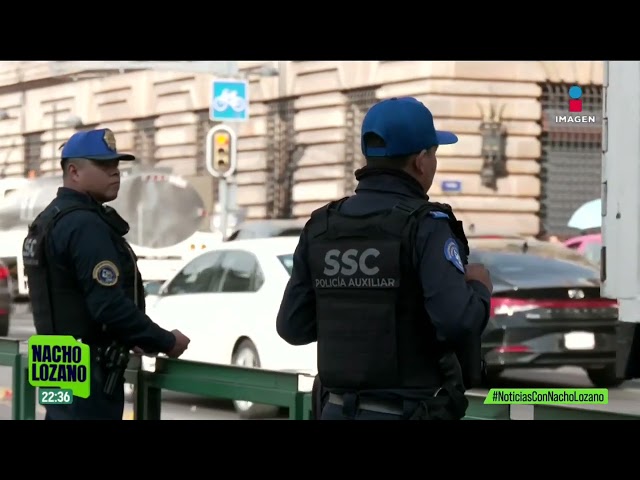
[
  {"xmin": 320, "ymin": 391, "xmax": 463, "ymax": 420},
  {"xmin": 321, "ymin": 402, "xmax": 405, "ymax": 420},
  {"xmin": 320, "ymin": 392, "xmax": 418, "ymax": 420},
  {"xmin": 44, "ymin": 356, "xmax": 125, "ymax": 420}
]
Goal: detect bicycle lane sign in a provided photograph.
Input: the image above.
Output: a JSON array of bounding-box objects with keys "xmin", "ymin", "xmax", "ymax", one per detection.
[{"xmin": 210, "ymin": 79, "xmax": 249, "ymax": 122}]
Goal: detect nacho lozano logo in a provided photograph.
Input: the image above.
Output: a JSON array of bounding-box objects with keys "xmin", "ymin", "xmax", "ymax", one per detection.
[{"xmin": 29, "ymin": 335, "xmax": 91, "ymax": 405}]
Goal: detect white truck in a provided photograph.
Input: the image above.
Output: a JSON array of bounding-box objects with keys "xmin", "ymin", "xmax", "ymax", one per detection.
[
  {"xmin": 0, "ymin": 168, "xmax": 219, "ymax": 301},
  {"xmin": 601, "ymin": 60, "xmax": 640, "ymax": 379}
]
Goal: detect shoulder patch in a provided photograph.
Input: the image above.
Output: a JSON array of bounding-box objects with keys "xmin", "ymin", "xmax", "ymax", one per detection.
[
  {"xmin": 92, "ymin": 260, "xmax": 120, "ymax": 287},
  {"xmin": 444, "ymin": 238, "xmax": 465, "ymax": 274},
  {"xmin": 429, "ymin": 211, "xmax": 450, "ymax": 219}
]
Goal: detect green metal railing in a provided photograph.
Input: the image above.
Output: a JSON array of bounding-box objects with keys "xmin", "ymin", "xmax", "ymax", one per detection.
[
  {"xmin": 125, "ymin": 354, "xmax": 312, "ymax": 420},
  {"xmin": 1, "ymin": 337, "xmax": 639, "ymax": 420},
  {"xmin": 0, "ymin": 337, "xmax": 313, "ymax": 420},
  {"xmin": 0, "ymin": 338, "xmax": 36, "ymax": 420}
]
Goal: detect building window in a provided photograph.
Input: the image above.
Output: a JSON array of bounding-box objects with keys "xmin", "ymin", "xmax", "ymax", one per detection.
[
  {"xmin": 195, "ymin": 110, "xmax": 218, "ymax": 176},
  {"xmin": 538, "ymin": 83, "xmax": 603, "ymax": 237},
  {"xmin": 23, "ymin": 132, "xmax": 44, "ymax": 177},
  {"xmin": 132, "ymin": 117, "xmax": 157, "ymax": 166},
  {"xmin": 343, "ymin": 87, "xmax": 378, "ymax": 195},
  {"xmin": 266, "ymin": 99, "xmax": 298, "ymax": 219}
]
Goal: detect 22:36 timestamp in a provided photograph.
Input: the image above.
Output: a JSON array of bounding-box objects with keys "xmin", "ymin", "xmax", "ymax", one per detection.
[{"xmin": 39, "ymin": 389, "xmax": 74, "ymax": 405}]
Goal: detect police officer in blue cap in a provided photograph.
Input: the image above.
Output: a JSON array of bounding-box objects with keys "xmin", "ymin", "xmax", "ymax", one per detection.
[
  {"xmin": 277, "ymin": 97, "xmax": 493, "ymax": 420},
  {"xmin": 22, "ymin": 128, "xmax": 191, "ymax": 420}
]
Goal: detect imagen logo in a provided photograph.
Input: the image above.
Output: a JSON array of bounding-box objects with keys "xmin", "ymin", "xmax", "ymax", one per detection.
[{"xmin": 555, "ymin": 85, "xmax": 597, "ymax": 124}]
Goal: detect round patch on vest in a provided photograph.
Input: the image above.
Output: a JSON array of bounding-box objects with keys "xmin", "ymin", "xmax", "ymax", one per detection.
[
  {"xmin": 444, "ymin": 238, "xmax": 465, "ymax": 274},
  {"xmin": 92, "ymin": 260, "xmax": 120, "ymax": 287}
]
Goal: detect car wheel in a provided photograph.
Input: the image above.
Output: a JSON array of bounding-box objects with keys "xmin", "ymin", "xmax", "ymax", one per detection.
[
  {"xmin": 586, "ymin": 365, "xmax": 624, "ymax": 388},
  {"xmin": 0, "ymin": 314, "xmax": 8, "ymax": 337},
  {"xmin": 231, "ymin": 339, "xmax": 280, "ymax": 419}
]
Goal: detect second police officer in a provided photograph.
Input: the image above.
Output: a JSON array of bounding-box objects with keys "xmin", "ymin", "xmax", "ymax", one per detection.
[
  {"xmin": 22, "ymin": 128, "xmax": 191, "ymax": 420},
  {"xmin": 276, "ymin": 97, "xmax": 493, "ymax": 420}
]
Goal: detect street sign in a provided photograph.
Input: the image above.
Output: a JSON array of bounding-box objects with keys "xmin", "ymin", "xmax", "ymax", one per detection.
[
  {"xmin": 211, "ymin": 79, "xmax": 249, "ymax": 122},
  {"xmin": 441, "ymin": 180, "xmax": 462, "ymax": 193}
]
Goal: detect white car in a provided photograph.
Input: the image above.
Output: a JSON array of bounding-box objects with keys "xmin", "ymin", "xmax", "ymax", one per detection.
[{"xmin": 144, "ymin": 236, "xmax": 317, "ymax": 418}]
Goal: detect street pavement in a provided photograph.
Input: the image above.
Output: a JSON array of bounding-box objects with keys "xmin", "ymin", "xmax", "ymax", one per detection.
[{"xmin": 2, "ymin": 304, "xmax": 640, "ymax": 420}]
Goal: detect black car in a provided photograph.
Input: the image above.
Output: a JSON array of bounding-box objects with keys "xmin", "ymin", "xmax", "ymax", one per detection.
[{"xmin": 469, "ymin": 237, "xmax": 621, "ymax": 388}]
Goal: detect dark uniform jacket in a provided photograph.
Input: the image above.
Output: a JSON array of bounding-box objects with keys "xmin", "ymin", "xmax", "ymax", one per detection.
[
  {"xmin": 277, "ymin": 167, "xmax": 491, "ymax": 402},
  {"xmin": 26, "ymin": 187, "xmax": 175, "ymax": 353}
]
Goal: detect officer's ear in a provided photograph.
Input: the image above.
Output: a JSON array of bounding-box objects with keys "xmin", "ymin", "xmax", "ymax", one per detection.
[
  {"xmin": 65, "ymin": 162, "xmax": 78, "ymax": 178},
  {"xmin": 418, "ymin": 147, "xmax": 438, "ymax": 171},
  {"xmin": 412, "ymin": 150, "xmax": 429, "ymax": 175},
  {"xmin": 64, "ymin": 158, "xmax": 88, "ymax": 179}
]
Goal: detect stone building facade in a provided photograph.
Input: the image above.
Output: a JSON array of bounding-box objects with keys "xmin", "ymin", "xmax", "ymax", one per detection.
[{"xmin": 0, "ymin": 61, "xmax": 604, "ymax": 237}]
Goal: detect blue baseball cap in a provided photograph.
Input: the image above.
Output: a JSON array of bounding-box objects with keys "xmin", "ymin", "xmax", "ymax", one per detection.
[
  {"xmin": 60, "ymin": 128, "xmax": 136, "ymax": 161},
  {"xmin": 361, "ymin": 97, "xmax": 458, "ymax": 157}
]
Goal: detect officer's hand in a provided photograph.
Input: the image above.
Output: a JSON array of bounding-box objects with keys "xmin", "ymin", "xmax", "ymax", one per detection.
[
  {"xmin": 167, "ymin": 329, "xmax": 191, "ymax": 358},
  {"xmin": 464, "ymin": 263, "xmax": 493, "ymax": 294}
]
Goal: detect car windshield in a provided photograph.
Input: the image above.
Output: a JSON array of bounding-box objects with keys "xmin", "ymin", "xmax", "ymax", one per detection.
[
  {"xmin": 469, "ymin": 241, "xmax": 600, "ymax": 287},
  {"xmin": 278, "ymin": 254, "xmax": 294, "ymax": 275}
]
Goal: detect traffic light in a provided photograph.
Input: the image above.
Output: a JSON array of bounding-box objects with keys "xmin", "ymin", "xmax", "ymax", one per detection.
[
  {"xmin": 213, "ymin": 131, "xmax": 230, "ymax": 172},
  {"xmin": 206, "ymin": 124, "xmax": 237, "ymax": 178}
]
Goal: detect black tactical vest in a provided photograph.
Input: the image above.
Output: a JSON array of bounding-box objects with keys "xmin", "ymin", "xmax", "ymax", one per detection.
[
  {"xmin": 22, "ymin": 201, "xmax": 142, "ymax": 342},
  {"xmin": 306, "ymin": 196, "xmax": 484, "ymax": 391}
]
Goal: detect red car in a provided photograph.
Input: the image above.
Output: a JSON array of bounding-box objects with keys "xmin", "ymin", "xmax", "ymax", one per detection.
[{"xmin": 564, "ymin": 233, "xmax": 602, "ymax": 265}]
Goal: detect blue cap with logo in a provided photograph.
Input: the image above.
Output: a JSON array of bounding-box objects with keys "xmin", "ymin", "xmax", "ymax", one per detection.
[
  {"xmin": 60, "ymin": 128, "xmax": 136, "ymax": 161},
  {"xmin": 361, "ymin": 96, "xmax": 458, "ymax": 157}
]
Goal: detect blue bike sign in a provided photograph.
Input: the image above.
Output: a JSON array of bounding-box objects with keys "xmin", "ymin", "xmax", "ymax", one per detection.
[{"xmin": 210, "ymin": 79, "xmax": 249, "ymax": 122}]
